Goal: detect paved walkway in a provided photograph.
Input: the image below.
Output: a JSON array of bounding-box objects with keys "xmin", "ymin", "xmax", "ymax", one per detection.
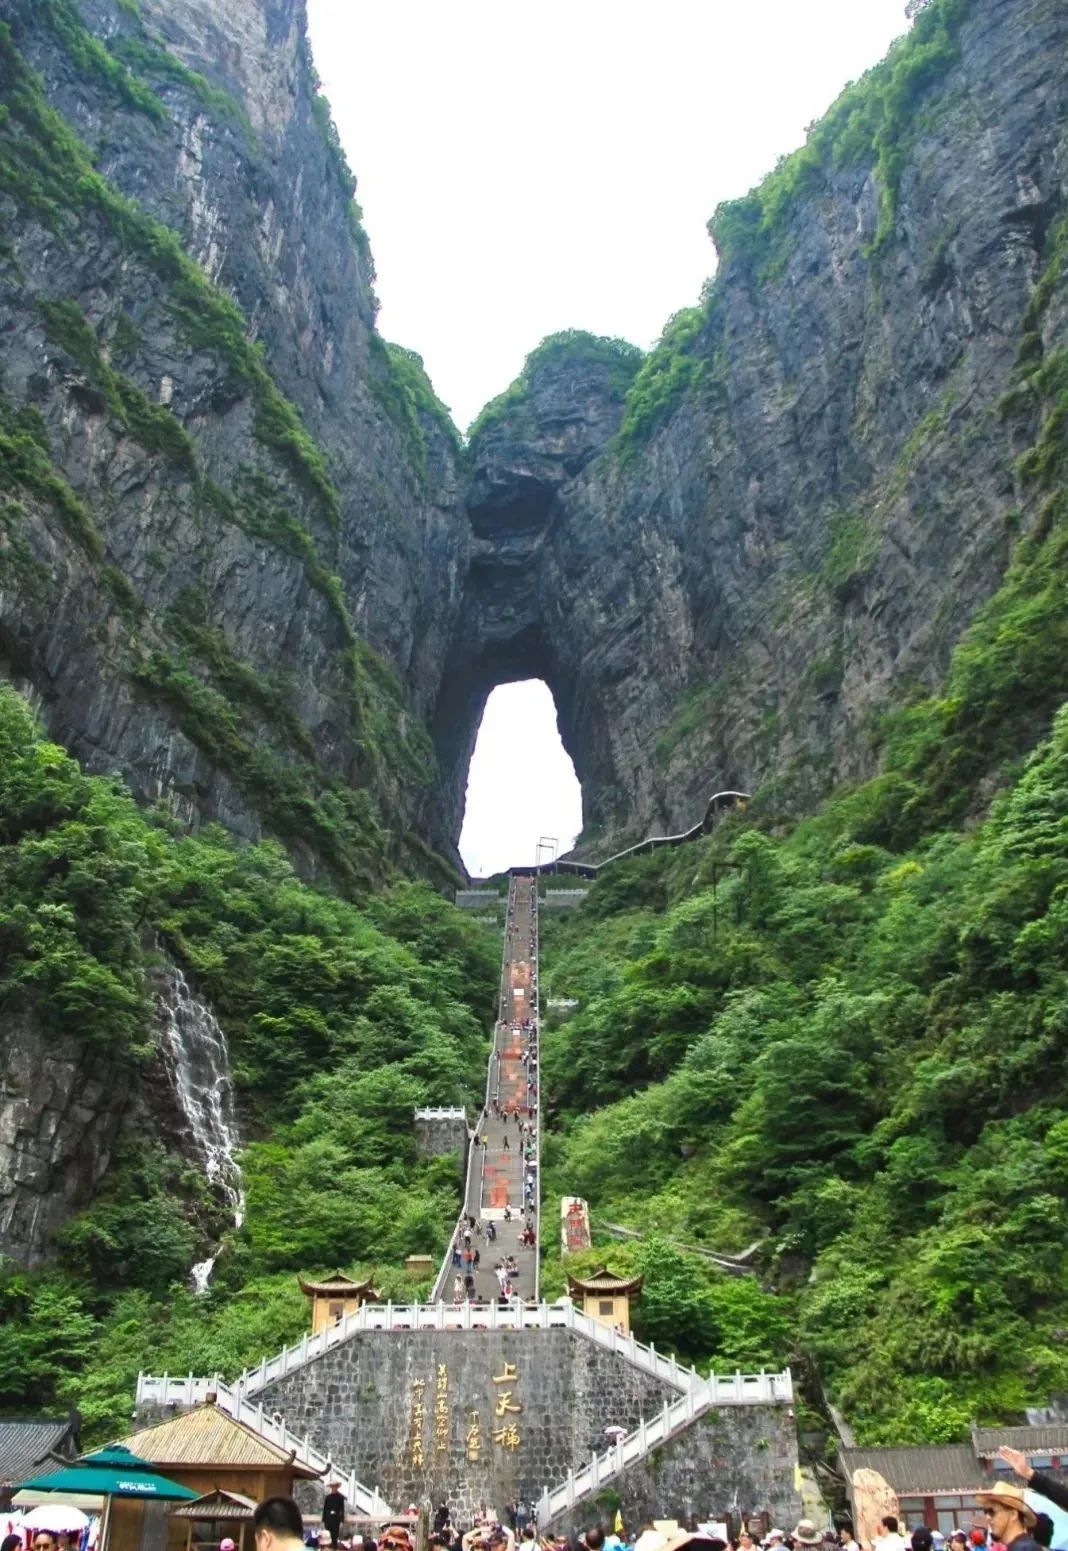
[{"xmin": 448, "ymin": 874, "xmax": 540, "ymax": 1305}]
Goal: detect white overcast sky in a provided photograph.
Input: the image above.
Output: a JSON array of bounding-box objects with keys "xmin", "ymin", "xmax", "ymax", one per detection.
[{"xmin": 305, "ymin": 0, "xmax": 912, "ymax": 876}]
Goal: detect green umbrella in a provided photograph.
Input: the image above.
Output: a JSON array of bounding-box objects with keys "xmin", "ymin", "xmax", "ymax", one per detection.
[
  {"xmin": 83, "ymin": 1447, "xmax": 161, "ymax": 1471},
  {"xmin": 17, "ymin": 1464, "xmax": 198, "ymax": 1500},
  {"xmin": 17, "ymin": 1440, "xmax": 199, "ymax": 1551}
]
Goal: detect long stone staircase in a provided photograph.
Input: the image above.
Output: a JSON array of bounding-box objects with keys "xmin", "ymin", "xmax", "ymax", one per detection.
[
  {"xmin": 136, "ymin": 867, "xmax": 796, "ymax": 1528},
  {"xmin": 433, "ymin": 872, "xmax": 541, "ymax": 1302}
]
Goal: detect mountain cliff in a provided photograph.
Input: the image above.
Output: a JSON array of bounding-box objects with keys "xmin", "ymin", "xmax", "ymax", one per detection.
[
  {"xmin": 450, "ymin": 0, "xmax": 1068, "ymax": 852},
  {"xmin": 2, "ymin": 0, "xmax": 1068, "ymax": 1448},
  {"xmin": 1, "ymin": 0, "xmax": 466, "ymax": 891},
  {"xmin": 3, "ymin": 0, "xmax": 1066, "ymax": 876}
]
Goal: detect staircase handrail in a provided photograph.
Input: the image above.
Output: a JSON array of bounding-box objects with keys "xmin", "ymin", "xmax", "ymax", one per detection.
[
  {"xmin": 534, "ymin": 1364, "xmax": 792, "ymax": 1526},
  {"xmin": 432, "ymin": 875, "xmax": 518, "ymax": 1300},
  {"xmin": 133, "ymin": 1372, "xmax": 391, "ymax": 1515},
  {"xmin": 140, "ymin": 1305, "xmax": 790, "ymax": 1404}
]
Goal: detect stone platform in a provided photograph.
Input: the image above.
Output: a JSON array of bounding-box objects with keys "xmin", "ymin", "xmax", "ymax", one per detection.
[{"xmin": 137, "ymin": 1305, "xmax": 799, "ymax": 1530}]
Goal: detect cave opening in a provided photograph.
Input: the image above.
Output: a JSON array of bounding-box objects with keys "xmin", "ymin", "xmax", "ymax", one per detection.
[{"xmin": 458, "ymin": 680, "xmax": 582, "ymax": 879}]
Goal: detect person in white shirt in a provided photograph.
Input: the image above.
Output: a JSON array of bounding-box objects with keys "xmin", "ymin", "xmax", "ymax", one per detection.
[{"xmin": 875, "ymin": 1518, "xmax": 908, "ymax": 1551}]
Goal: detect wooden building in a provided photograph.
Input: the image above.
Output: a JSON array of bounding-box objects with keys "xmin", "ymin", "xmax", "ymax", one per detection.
[
  {"xmin": 118, "ymin": 1402, "xmax": 319, "ymax": 1551},
  {"xmin": 565, "ymin": 1266, "xmax": 644, "ymax": 1335},
  {"xmin": 299, "ymin": 1272, "xmax": 378, "ymax": 1335},
  {"xmin": 169, "ymin": 1489, "xmax": 257, "ymax": 1551},
  {"xmin": 0, "ymin": 1416, "xmax": 80, "ymax": 1510}
]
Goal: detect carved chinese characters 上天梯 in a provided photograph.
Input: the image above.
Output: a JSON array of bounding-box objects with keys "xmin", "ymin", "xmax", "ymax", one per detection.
[{"xmin": 492, "ymin": 1359, "xmax": 522, "ymax": 1452}]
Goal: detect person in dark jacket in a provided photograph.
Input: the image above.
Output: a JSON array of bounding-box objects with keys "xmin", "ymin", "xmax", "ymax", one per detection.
[
  {"xmin": 322, "ymin": 1481, "xmax": 346, "ymax": 1550},
  {"xmin": 998, "ymin": 1447, "xmax": 1068, "ymax": 1514}
]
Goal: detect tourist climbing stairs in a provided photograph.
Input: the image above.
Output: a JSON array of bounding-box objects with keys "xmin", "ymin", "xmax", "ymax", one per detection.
[{"xmin": 433, "ymin": 873, "xmax": 540, "ymax": 1303}]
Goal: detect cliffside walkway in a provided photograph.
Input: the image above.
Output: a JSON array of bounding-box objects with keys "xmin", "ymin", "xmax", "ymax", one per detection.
[
  {"xmin": 433, "ymin": 873, "xmax": 540, "ymax": 1303},
  {"xmin": 504, "ymin": 790, "xmax": 751, "ymax": 881}
]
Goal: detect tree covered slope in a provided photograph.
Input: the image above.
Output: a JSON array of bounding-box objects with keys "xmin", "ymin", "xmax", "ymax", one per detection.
[
  {"xmin": 0, "ymin": 686, "xmax": 497, "ymax": 1434},
  {"xmin": 542, "ymin": 671, "xmax": 1068, "ymax": 1443}
]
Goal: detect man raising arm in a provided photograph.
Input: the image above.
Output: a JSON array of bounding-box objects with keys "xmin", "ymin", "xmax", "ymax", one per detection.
[{"xmin": 996, "ymin": 1448, "xmax": 1068, "ymax": 1515}]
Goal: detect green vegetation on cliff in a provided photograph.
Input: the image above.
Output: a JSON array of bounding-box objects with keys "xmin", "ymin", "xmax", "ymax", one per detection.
[
  {"xmin": 542, "ymin": 483, "xmax": 1068, "ymax": 1442},
  {"xmin": 467, "ymin": 330, "xmax": 643, "ymax": 443},
  {"xmin": 0, "ymin": 21, "xmax": 453, "ymax": 886},
  {"xmin": 370, "ymin": 338, "xmax": 464, "ymax": 482},
  {"xmin": 710, "ymin": 0, "xmax": 968, "ymax": 268},
  {"xmin": 0, "ymin": 685, "xmax": 496, "ymax": 1433},
  {"xmin": 611, "ymin": 0, "xmax": 971, "ymax": 454}
]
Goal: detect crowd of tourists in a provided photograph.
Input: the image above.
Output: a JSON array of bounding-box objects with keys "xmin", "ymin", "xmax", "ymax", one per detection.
[
  {"xmin": 303, "ymin": 1452, "xmax": 1065, "ymax": 1551},
  {"xmin": 294, "ymin": 1485, "xmax": 1062, "ymax": 1551}
]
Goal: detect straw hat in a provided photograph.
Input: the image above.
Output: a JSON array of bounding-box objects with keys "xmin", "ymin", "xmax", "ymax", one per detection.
[
  {"xmin": 656, "ymin": 1534, "xmax": 721, "ymax": 1551},
  {"xmin": 793, "ymin": 1524, "xmax": 824, "ymax": 1547},
  {"xmin": 975, "ymin": 1485, "xmax": 1037, "ymax": 1527}
]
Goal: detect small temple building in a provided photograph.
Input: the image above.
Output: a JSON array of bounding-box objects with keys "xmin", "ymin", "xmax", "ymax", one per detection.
[
  {"xmin": 566, "ymin": 1265, "xmax": 644, "ymax": 1335},
  {"xmin": 299, "ymin": 1271, "xmax": 379, "ymax": 1334},
  {"xmin": 120, "ymin": 1399, "xmax": 320, "ymax": 1548}
]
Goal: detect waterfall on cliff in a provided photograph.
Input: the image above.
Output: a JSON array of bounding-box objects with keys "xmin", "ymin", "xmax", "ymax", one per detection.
[{"xmin": 155, "ymin": 964, "xmax": 245, "ymax": 1292}]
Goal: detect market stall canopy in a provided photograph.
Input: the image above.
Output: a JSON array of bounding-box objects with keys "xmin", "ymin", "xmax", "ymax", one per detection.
[{"xmin": 12, "ymin": 1492, "xmax": 105, "ymax": 1512}]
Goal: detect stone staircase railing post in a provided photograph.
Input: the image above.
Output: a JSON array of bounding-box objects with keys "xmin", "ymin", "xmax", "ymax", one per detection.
[
  {"xmin": 566, "ymin": 1470, "xmax": 575, "ymax": 1509},
  {"xmin": 590, "ymin": 1453, "xmax": 599, "ymax": 1489}
]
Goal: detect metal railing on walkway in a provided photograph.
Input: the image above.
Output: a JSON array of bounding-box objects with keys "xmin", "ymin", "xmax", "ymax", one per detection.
[
  {"xmin": 501, "ymin": 791, "xmax": 751, "ymax": 880},
  {"xmin": 431, "ymin": 874, "xmax": 521, "ymax": 1301}
]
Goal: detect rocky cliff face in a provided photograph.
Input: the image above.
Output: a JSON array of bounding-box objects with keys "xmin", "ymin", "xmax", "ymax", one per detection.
[
  {"xmin": 0, "ymin": 0, "xmax": 467, "ymax": 889},
  {"xmin": 1, "ymin": 0, "xmax": 1065, "ymax": 1270},
  {"xmin": 438, "ymin": 0, "xmax": 1068, "ymax": 853},
  {"xmin": 2, "ymin": 0, "xmax": 1065, "ymax": 874},
  {"xmin": 0, "ymin": 961, "xmax": 238, "ymax": 1266},
  {"xmin": 0, "ymin": 1013, "xmax": 127, "ymax": 1263}
]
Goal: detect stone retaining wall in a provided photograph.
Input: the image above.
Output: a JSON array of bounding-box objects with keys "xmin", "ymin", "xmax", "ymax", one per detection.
[
  {"xmin": 257, "ymin": 1327, "xmax": 800, "ymax": 1529},
  {"xmin": 259, "ymin": 1327, "xmax": 675, "ymax": 1521}
]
